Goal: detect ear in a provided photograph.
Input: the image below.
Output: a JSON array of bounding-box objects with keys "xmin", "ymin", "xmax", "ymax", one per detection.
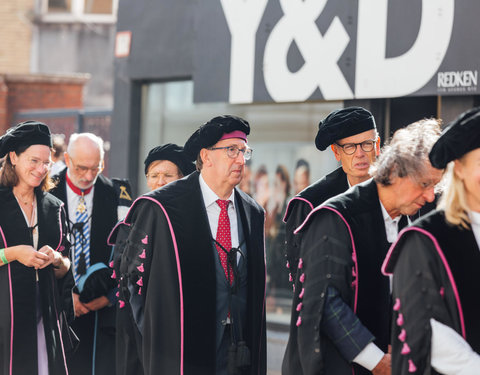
[
  {"xmin": 331, "ymin": 144, "xmax": 341, "ymax": 162},
  {"xmin": 454, "ymin": 159, "xmax": 465, "ymax": 181},
  {"xmin": 64, "ymin": 152, "xmax": 71, "ymax": 167},
  {"xmin": 200, "ymin": 148, "xmax": 211, "ymax": 167},
  {"xmin": 9, "ymin": 151, "xmax": 18, "ymax": 165},
  {"xmin": 375, "ymin": 136, "xmax": 381, "ymax": 156}
]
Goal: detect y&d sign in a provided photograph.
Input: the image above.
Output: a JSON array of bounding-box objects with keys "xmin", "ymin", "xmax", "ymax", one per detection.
[{"xmin": 194, "ymin": 0, "xmax": 479, "ymax": 104}]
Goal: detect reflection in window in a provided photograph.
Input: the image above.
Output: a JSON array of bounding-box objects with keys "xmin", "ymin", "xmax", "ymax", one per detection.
[
  {"xmin": 84, "ymin": 0, "xmax": 113, "ymax": 14},
  {"xmin": 47, "ymin": 0, "xmax": 71, "ymax": 12}
]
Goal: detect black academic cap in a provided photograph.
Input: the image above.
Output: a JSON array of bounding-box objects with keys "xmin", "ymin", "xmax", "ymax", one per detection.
[
  {"xmin": 183, "ymin": 115, "xmax": 250, "ymax": 161},
  {"xmin": 77, "ymin": 263, "xmax": 116, "ymax": 303},
  {"xmin": 143, "ymin": 143, "xmax": 196, "ymax": 175},
  {"xmin": 0, "ymin": 121, "xmax": 52, "ymax": 158},
  {"xmin": 429, "ymin": 107, "xmax": 480, "ymax": 169},
  {"xmin": 315, "ymin": 107, "xmax": 376, "ymax": 151}
]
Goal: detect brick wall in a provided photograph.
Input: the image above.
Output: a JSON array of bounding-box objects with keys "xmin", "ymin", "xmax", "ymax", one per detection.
[
  {"xmin": 0, "ymin": 73, "xmax": 89, "ymax": 134},
  {"xmin": 0, "ymin": 0, "xmax": 35, "ymax": 74}
]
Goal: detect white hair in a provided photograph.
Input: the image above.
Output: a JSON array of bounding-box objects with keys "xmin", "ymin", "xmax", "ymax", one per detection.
[{"xmin": 67, "ymin": 133, "xmax": 105, "ymax": 160}]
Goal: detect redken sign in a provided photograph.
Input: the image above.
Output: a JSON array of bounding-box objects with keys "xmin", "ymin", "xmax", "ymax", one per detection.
[{"xmin": 193, "ymin": 0, "xmax": 479, "ymax": 103}]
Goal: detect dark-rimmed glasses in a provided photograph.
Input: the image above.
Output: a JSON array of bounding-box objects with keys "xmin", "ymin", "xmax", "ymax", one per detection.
[{"xmin": 334, "ymin": 139, "xmax": 377, "ymax": 155}]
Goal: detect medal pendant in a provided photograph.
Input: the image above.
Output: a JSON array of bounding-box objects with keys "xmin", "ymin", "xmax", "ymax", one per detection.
[{"xmin": 77, "ymin": 200, "xmax": 86, "ymax": 214}]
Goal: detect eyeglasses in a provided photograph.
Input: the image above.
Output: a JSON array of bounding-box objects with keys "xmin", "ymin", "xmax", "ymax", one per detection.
[
  {"xmin": 334, "ymin": 139, "xmax": 377, "ymax": 155},
  {"xmin": 27, "ymin": 157, "xmax": 52, "ymax": 170},
  {"xmin": 208, "ymin": 146, "xmax": 253, "ymax": 160},
  {"xmin": 146, "ymin": 172, "xmax": 179, "ymax": 181},
  {"xmin": 71, "ymin": 161, "xmax": 103, "ymax": 175}
]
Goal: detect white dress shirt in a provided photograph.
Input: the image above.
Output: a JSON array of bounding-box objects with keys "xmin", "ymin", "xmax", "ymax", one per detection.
[
  {"xmin": 198, "ymin": 174, "xmax": 240, "ymax": 261},
  {"xmin": 66, "ymin": 182, "xmax": 95, "ymax": 230}
]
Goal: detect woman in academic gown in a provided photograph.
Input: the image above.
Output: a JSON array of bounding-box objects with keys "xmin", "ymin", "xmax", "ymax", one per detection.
[
  {"xmin": 383, "ymin": 107, "xmax": 480, "ymax": 375},
  {"xmin": 0, "ymin": 121, "xmax": 72, "ymax": 375},
  {"xmin": 143, "ymin": 143, "xmax": 195, "ymax": 191}
]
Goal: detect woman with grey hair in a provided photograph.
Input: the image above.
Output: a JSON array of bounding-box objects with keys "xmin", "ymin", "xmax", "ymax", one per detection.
[{"xmin": 383, "ymin": 107, "xmax": 480, "ymax": 375}]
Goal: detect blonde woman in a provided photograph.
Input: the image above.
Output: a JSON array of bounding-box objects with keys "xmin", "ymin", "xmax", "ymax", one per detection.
[{"xmin": 383, "ymin": 107, "xmax": 480, "ymax": 375}]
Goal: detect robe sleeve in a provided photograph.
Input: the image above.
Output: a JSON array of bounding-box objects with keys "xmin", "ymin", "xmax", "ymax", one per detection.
[
  {"xmin": 391, "ymin": 230, "xmax": 459, "ymax": 375},
  {"xmin": 57, "ymin": 205, "xmax": 75, "ymax": 323},
  {"xmin": 288, "ymin": 209, "xmax": 357, "ymax": 374},
  {"xmin": 284, "ymin": 200, "xmax": 313, "ymax": 282},
  {"xmin": 124, "ymin": 199, "xmax": 182, "ymax": 375}
]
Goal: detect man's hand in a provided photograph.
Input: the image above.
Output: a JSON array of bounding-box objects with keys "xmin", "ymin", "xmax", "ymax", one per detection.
[
  {"xmin": 372, "ymin": 353, "xmax": 391, "ymax": 375},
  {"xmin": 84, "ymin": 296, "xmax": 110, "ymax": 311},
  {"xmin": 73, "ymin": 293, "xmax": 90, "ymax": 317}
]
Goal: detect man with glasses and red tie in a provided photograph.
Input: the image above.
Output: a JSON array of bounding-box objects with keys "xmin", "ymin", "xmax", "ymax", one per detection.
[
  {"xmin": 284, "ymin": 107, "xmax": 380, "ymax": 284},
  {"xmin": 114, "ymin": 115, "xmax": 266, "ymax": 375},
  {"xmin": 50, "ymin": 133, "xmax": 131, "ymax": 375}
]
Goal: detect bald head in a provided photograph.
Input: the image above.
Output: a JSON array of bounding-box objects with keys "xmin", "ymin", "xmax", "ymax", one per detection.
[{"xmin": 65, "ymin": 133, "xmax": 105, "ymax": 190}]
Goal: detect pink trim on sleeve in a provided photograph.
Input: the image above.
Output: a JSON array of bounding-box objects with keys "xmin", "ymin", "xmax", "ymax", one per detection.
[
  {"xmin": 0, "ymin": 226, "xmax": 13, "ymax": 375},
  {"xmin": 106, "ymin": 219, "xmax": 131, "ymax": 246},
  {"xmin": 54, "ymin": 203, "xmax": 64, "ymax": 252},
  {"xmin": 135, "ymin": 196, "xmax": 185, "ymax": 375},
  {"xmin": 282, "ymin": 197, "xmax": 314, "ymax": 223},
  {"xmin": 294, "ymin": 205, "xmax": 359, "ymax": 313},
  {"xmin": 382, "ymin": 227, "xmax": 466, "ymax": 339}
]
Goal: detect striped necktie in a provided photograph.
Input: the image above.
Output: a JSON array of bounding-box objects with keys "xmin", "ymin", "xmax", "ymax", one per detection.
[{"xmin": 73, "ymin": 194, "xmax": 90, "ymax": 283}]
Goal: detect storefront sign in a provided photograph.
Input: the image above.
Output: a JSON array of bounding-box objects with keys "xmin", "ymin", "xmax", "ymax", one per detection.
[{"xmin": 194, "ymin": 0, "xmax": 478, "ymax": 103}]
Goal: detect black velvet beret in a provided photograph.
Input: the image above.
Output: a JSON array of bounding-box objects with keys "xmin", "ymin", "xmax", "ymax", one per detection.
[
  {"xmin": 183, "ymin": 115, "xmax": 250, "ymax": 161},
  {"xmin": 315, "ymin": 107, "xmax": 376, "ymax": 151},
  {"xmin": 0, "ymin": 121, "xmax": 52, "ymax": 158},
  {"xmin": 429, "ymin": 107, "xmax": 480, "ymax": 169},
  {"xmin": 144, "ymin": 143, "xmax": 196, "ymax": 176},
  {"xmin": 77, "ymin": 263, "xmax": 116, "ymax": 303}
]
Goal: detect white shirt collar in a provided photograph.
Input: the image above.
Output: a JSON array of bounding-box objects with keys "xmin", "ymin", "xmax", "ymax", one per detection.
[{"xmin": 198, "ymin": 173, "xmax": 236, "ymax": 208}]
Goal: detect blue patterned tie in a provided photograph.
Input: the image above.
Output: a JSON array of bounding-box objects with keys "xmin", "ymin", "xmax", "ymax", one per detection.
[{"xmin": 74, "ymin": 195, "xmax": 90, "ymax": 283}]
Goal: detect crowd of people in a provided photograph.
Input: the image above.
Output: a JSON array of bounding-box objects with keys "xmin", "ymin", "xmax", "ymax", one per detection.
[{"xmin": 0, "ymin": 106, "xmax": 479, "ymax": 375}]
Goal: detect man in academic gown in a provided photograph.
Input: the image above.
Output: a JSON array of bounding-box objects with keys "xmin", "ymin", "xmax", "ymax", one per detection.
[
  {"xmin": 114, "ymin": 115, "xmax": 266, "ymax": 375},
  {"xmin": 282, "ymin": 119, "xmax": 444, "ymax": 375},
  {"xmin": 383, "ymin": 107, "xmax": 480, "ymax": 374},
  {"xmin": 50, "ymin": 133, "xmax": 131, "ymax": 375},
  {"xmin": 284, "ymin": 107, "xmax": 380, "ymax": 281}
]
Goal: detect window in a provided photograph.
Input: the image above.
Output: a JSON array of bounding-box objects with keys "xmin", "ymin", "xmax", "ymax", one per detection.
[{"xmin": 40, "ymin": 0, "xmax": 118, "ymax": 23}]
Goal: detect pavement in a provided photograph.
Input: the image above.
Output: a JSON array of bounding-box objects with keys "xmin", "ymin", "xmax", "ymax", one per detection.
[{"xmin": 266, "ymin": 328, "xmax": 289, "ymax": 375}]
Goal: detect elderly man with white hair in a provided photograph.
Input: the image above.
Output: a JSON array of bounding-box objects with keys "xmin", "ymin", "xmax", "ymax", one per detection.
[{"xmin": 50, "ymin": 132, "xmax": 131, "ymax": 375}]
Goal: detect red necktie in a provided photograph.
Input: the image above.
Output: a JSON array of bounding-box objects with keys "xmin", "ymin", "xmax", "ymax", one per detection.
[{"xmin": 216, "ymin": 199, "xmax": 233, "ymax": 284}]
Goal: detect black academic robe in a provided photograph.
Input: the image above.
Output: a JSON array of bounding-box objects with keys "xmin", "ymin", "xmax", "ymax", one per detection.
[
  {"xmin": 283, "ymin": 167, "xmax": 348, "ymax": 281},
  {"xmin": 50, "ymin": 169, "xmax": 119, "ymax": 375},
  {"xmin": 115, "ymin": 171, "xmax": 266, "ymax": 375},
  {"xmin": 282, "ymin": 179, "xmax": 391, "ymax": 375},
  {"xmin": 383, "ymin": 210, "xmax": 480, "ymax": 375},
  {"xmin": 0, "ymin": 187, "xmax": 71, "ymax": 375}
]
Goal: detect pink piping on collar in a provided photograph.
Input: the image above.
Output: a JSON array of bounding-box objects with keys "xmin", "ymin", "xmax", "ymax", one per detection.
[
  {"xmin": 0, "ymin": 226, "xmax": 13, "ymax": 375},
  {"xmin": 382, "ymin": 226, "xmax": 466, "ymax": 339},
  {"xmin": 136, "ymin": 196, "xmax": 185, "ymax": 375},
  {"xmin": 295, "ymin": 205, "xmax": 359, "ymax": 313},
  {"xmin": 283, "ymin": 197, "xmax": 314, "ymax": 223}
]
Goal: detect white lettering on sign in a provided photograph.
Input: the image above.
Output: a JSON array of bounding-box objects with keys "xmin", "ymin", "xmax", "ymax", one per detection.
[
  {"xmin": 221, "ymin": 0, "xmax": 268, "ymax": 104},
  {"xmin": 263, "ymin": 0, "xmax": 353, "ymax": 102},
  {"xmin": 355, "ymin": 0, "xmax": 454, "ymax": 98},
  {"xmin": 220, "ymin": 0, "xmax": 455, "ymax": 103},
  {"xmin": 438, "ymin": 71, "xmax": 478, "ymax": 88}
]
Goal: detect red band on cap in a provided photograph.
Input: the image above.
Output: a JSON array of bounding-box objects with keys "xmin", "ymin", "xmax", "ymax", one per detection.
[{"xmin": 219, "ymin": 131, "xmax": 247, "ymax": 142}]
